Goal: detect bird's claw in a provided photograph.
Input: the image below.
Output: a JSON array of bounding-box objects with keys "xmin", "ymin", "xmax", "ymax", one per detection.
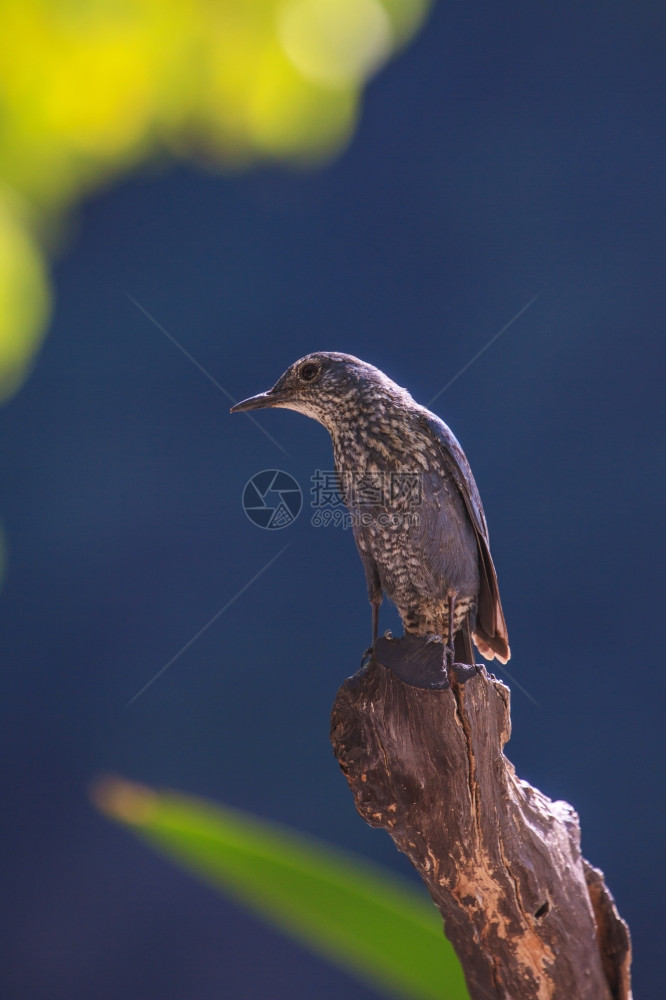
[
  {"xmin": 360, "ymin": 645, "xmax": 374, "ymax": 668},
  {"xmin": 448, "ymin": 661, "xmax": 482, "ymax": 683}
]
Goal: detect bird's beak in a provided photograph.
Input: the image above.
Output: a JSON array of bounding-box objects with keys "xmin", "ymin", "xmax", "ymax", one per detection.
[{"xmin": 230, "ymin": 389, "xmax": 285, "ymax": 414}]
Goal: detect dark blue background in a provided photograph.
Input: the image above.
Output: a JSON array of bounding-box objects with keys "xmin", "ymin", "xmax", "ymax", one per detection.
[{"xmin": 2, "ymin": 3, "xmax": 665, "ymax": 997}]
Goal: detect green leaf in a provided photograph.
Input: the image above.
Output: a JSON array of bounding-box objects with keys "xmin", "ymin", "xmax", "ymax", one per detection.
[{"xmin": 94, "ymin": 776, "xmax": 469, "ymax": 1000}]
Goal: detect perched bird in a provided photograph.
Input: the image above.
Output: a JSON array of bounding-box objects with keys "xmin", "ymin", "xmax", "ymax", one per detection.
[{"xmin": 231, "ymin": 352, "xmax": 509, "ymax": 666}]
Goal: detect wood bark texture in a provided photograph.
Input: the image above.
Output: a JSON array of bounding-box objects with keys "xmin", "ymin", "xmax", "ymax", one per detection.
[{"xmin": 329, "ymin": 638, "xmax": 632, "ymax": 1000}]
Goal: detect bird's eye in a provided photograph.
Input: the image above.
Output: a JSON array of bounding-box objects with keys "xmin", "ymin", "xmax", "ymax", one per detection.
[{"xmin": 299, "ymin": 362, "xmax": 320, "ymax": 383}]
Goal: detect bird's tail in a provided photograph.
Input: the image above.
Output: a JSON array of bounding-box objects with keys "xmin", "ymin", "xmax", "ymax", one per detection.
[
  {"xmin": 473, "ymin": 629, "xmax": 510, "ymax": 664},
  {"xmin": 474, "ymin": 543, "xmax": 511, "ymax": 663}
]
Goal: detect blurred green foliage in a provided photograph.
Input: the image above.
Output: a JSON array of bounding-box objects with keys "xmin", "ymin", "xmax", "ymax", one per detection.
[
  {"xmin": 95, "ymin": 776, "xmax": 469, "ymax": 1000},
  {"xmin": 0, "ymin": 0, "xmax": 430, "ymax": 402}
]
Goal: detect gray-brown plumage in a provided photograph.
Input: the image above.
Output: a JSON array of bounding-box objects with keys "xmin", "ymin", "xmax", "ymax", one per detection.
[{"xmin": 231, "ymin": 352, "xmax": 509, "ymax": 665}]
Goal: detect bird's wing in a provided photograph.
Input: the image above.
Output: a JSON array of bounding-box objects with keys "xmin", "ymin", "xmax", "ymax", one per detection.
[{"xmin": 418, "ymin": 410, "xmax": 510, "ymax": 663}]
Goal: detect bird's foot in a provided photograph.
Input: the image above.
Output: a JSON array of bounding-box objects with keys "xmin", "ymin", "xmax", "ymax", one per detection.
[
  {"xmin": 443, "ymin": 642, "xmax": 480, "ymax": 683},
  {"xmin": 361, "ymin": 630, "xmax": 394, "ymax": 668},
  {"xmin": 448, "ymin": 661, "xmax": 482, "ymax": 683},
  {"xmin": 370, "ymin": 634, "xmax": 480, "ymax": 689}
]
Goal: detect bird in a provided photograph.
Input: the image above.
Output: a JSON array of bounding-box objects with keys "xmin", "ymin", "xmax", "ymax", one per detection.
[{"xmin": 231, "ymin": 352, "xmax": 509, "ymax": 667}]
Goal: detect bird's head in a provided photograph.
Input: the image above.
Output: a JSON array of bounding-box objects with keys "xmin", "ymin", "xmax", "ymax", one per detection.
[{"xmin": 230, "ymin": 352, "xmax": 408, "ymax": 431}]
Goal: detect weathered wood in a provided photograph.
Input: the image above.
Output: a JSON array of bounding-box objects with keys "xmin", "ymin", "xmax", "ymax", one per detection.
[{"xmin": 330, "ymin": 637, "xmax": 632, "ymax": 1000}]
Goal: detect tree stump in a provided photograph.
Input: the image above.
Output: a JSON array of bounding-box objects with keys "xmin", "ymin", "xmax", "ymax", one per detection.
[{"xmin": 329, "ymin": 636, "xmax": 632, "ymax": 1000}]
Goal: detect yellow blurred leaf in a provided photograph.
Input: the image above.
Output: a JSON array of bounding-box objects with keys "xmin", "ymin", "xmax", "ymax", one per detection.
[
  {"xmin": 0, "ymin": 0, "xmax": 432, "ymax": 402},
  {"xmin": 0, "ymin": 192, "xmax": 51, "ymax": 403}
]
